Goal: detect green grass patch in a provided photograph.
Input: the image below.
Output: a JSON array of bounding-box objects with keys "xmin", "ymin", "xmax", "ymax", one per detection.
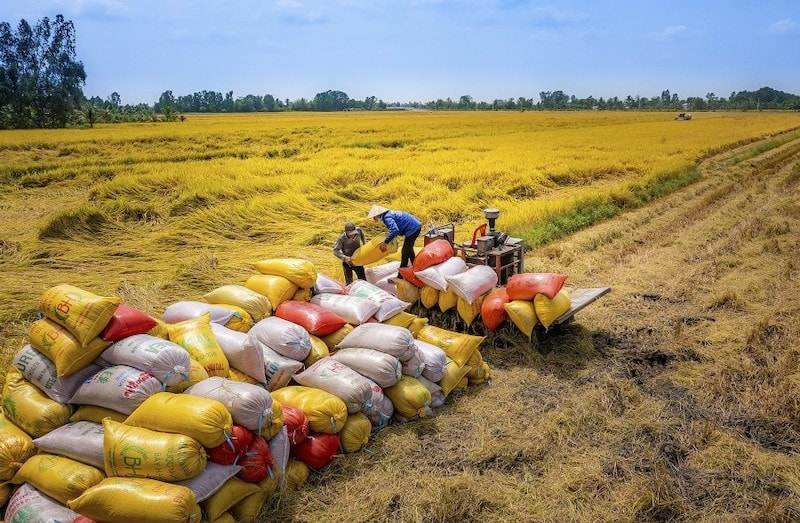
[{"xmin": 729, "ymin": 132, "xmax": 800, "ymax": 165}]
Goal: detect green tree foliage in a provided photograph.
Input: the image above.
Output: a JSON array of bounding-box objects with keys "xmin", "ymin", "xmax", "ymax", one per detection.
[
  {"xmin": 0, "ymin": 15, "xmax": 86, "ymax": 129},
  {"xmin": 312, "ymin": 90, "xmax": 351, "ymax": 111}
]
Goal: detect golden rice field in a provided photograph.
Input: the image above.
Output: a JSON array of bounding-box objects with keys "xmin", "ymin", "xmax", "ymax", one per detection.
[{"xmin": 1, "ymin": 110, "xmax": 800, "ymax": 522}]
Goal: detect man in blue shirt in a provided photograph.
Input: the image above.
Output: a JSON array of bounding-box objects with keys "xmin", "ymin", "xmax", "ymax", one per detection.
[{"xmin": 367, "ymin": 205, "xmax": 422, "ymax": 271}]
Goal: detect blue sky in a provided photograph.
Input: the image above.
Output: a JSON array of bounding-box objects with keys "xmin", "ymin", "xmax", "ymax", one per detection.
[{"xmin": 2, "ymin": 0, "xmax": 799, "ymax": 105}]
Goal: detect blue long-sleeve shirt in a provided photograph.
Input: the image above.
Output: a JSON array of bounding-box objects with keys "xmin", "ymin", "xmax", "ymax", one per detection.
[{"xmin": 381, "ymin": 211, "xmax": 421, "ymax": 243}]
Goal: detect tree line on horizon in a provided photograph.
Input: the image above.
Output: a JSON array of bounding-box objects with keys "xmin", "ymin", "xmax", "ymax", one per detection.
[{"xmin": 2, "ymin": 15, "xmax": 800, "ymax": 129}]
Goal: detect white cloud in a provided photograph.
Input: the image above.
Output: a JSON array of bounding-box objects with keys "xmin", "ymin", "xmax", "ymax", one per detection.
[
  {"xmin": 661, "ymin": 25, "xmax": 688, "ymax": 39},
  {"xmin": 767, "ymin": 18, "xmax": 798, "ymax": 35}
]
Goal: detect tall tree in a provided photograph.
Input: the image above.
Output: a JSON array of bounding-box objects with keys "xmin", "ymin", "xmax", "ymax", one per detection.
[{"xmin": 0, "ymin": 15, "xmax": 86, "ymax": 128}]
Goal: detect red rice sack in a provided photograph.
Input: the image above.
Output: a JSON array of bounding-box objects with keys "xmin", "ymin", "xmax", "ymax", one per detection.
[
  {"xmin": 397, "ymin": 266, "xmax": 426, "ymax": 288},
  {"xmin": 281, "ymin": 402, "xmax": 310, "ymax": 446},
  {"xmin": 481, "ymin": 287, "xmax": 510, "ymax": 331},
  {"xmin": 275, "ymin": 300, "xmax": 348, "ymax": 336},
  {"xmin": 236, "ymin": 435, "xmax": 273, "ymax": 483},
  {"xmin": 207, "ymin": 424, "xmax": 253, "ymax": 465},
  {"xmin": 290, "ymin": 432, "xmax": 340, "ymax": 470},
  {"xmin": 411, "ymin": 239, "xmax": 453, "ymax": 272},
  {"xmin": 101, "ymin": 303, "xmax": 159, "ymax": 341},
  {"xmin": 506, "ymin": 272, "xmax": 569, "ymax": 300}
]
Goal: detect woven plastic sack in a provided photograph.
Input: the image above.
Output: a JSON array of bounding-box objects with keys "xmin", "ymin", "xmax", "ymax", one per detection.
[
  {"xmin": 331, "ymin": 347, "xmax": 402, "ymax": 388},
  {"xmin": 167, "ymin": 313, "xmax": 230, "ymax": 378},
  {"xmin": 70, "ymin": 404, "xmax": 127, "ymax": 424},
  {"xmin": 310, "ymin": 293, "xmax": 380, "ymax": 326},
  {"xmin": 445, "ymin": 265, "xmax": 498, "ymax": 305},
  {"xmin": 231, "ymin": 474, "xmax": 278, "ymax": 522},
  {"xmin": 439, "ymin": 359, "xmax": 473, "ymax": 397},
  {"xmin": 290, "ymin": 432, "xmax": 340, "ymax": 470},
  {"xmin": 214, "ymin": 303, "xmax": 254, "ymax": 333},
  {"xmin": 275, "ymin": 300, "xmax": 348, "ymax": 336},
  {"xmin": 186, "ymin": 377, "xmax": 274, "ymax": 433},
  {"xmin": 271, "ymin": 386, "xmax": 348, "ymax": 434},
  {"xmin": 293, "ymin": 358, "xmax": 373, "ymax": 414},
  {"xmin": 261, "ymin": 396, "xmax": 285, "ymax": 440},
  {"xmin": 101, "ymin": 334, "xmax": 191, "ymax": 388},
  {"xmin": 204, "ymin": 284, "xmax": 272, "ymax": 322},
  {"xmin": 384, "ymin": 376, "xmax": 431, "ymax": 419},
  {"xmin": 411, "ymin": 239, "xmax": 453, "ymax": 272},
  {"xmin": 125, "ymin": 391, "xmax": 232, "ymax": 448},
  {"xmin": 505, "ymin": 299, "xmax": 538, "ymax": 338},
  {"xmin": 507, "ymin": 272, "xmax": 569, "ymax": 300},
  {"xmin": 11, "ymin": 453, "xmax": 105, "ymax": 505},
  {"xmin": 416, "ymin": 325, "xmax": 484, "ymax": 368},
  {"xmin": 0, "ymin": 412, "xmax": 36, "ymax": 480},
  {"xmin": 346, "ymin": 280, "xmax": 410, "ymax": 322},
  {"xmin": 381, "ymin": 310, "xmax": 417, "ymax": 330},
  {"xmin": 101, "ymin": 303, "xmax": 159, "ymax": 341},
  {"xmin": 350, "ymin": 236, "xmax": 398, "ymax": 266},
  {"xmin": 281, "ymin": 403, "xmax": 309, "ymax": 445},
  {"xmin": 420, "ymin": 286, "xmax": 439, "ymax": 309},
  {"xmin": 2, "ymin": 367, "xmax": 72, "ymax": 438},
  {"xmin": 39, "ymin": 284, "xmax": 121, "ymax": 347},
  {"xmin": 335, "ymin": 322, "xmax": 417, "ymax": 361},
  {"xmin": 482, "ymin": 287, "xmax": 510, "ymax": 331},
  {"xmin": 211, "ymin": 323, "xmax": 267, "ymax": 384},
  {"xmin": 5, "ymin": 482, "xmax": 79, "ymax": 523},
  {"xmin": 438, "ymin": 287, "xmax": 458, "ymax": 312},
  {"xmin": 339, "ymin": 412, "xmax": 371, "ymax": 453},
  {"xmin": 319, "ymin": 323, "xmax": 354, "ymax": 351},
  {"xmin": 365, "ymin": 260, "xmax": 401, "ymax": 284},
  {"xmin": 28, "ymin": 318, "xmax": 111, "ymax": 377},
  {"xmin": 362, "ymin": 384, "xmax": 393, "ymax": 431},
  {"xmin": 416, "ymin": 375, "xmax": 446, "ymax": 408},
  {"xmin": 69, "ymin": 364, "xmax": 162, "ymax": 415},
  {"xmin": 313, "ymin": 273, "xmax": 346, "ymax": 295},
  {"xmin": 414, "ymin": 256, "xmax": 467, "ymax": 291},
  {"xmin": 253, "ymin": 258, "xmax": 318, "ymax": 289},
  {"xmin": 207, "ymin": 424, "xmax": 252, "ymax": 465},
  {"xmin": 261, "ymin": 345, "xmax": 304, "ymax": 392},
  {"xmin": 246, "ymin": 316, "xmax": 311, "ymax": 361},
  {"xmin": 394, "ymin": 278, "xmax": 421, "ymax": 304},
  {"xmin": 268, "ymin": 425, "xmax": 290, "ymax": 489},
  {"xmin": 400, "ymin": 346, "xmax": 424, "ymax": 378},
  {"xmin": 203, "ymin": 476, "xmax": 260, "ymax": 522},
  {"xmin": 245, "ymin": 274, "xmax": 298, "ymax": 310},
  {"xmin": 236, "ymin": 435, "xmax": 273, "ymax": 482},
  {"xmin": 468, "ymin": 360, "xmax": 492, "ymax": 385},
  {"xmin": 162, "ymin": 300, "xmax": 235, "ymax": 325},
  {"xmin": 32, "ymin": 420, "xmax": 104, "ymax": 469},
  {"xmin": 415, "ymin": 339, "xmax": 447, "ymax": 383},
  {"xmin": 166, "ymin": 359, "xmax": 209, "ymax": 394},
  {"xmin": 103, "ymin": 419, "xmax": 206, "ymax": 481},
  {"xmin": 457, "ymin": 295, "xmax": 484, "ymax": 326},
  {"xmin": 68, "ymin": 477, "xmax": 202, "ymax": 523},
  {"xmin": 284, "ymin": 458, "xmax": 309, "ymax": 491},
  {"xmin": 305, "ymin": 334, "xmax": 330, "ymax": 366},
  {"xmin": 13, "ymin": 344, "xmax": 101, "ymax": 403},
  {"xmin": 177, "ymin": 461, "xmax": 242, "ymax": 503},
  {"xmin": 534, "ymin": 288, "xmax": 572, "ymax": 328}
]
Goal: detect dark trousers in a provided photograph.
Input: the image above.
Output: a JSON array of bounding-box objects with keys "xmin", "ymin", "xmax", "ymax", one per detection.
[
  {"xmin": 342, "ymin": 262, "xmax": 366, "ymax": 285},
  {"xmin": 400, "ymin": 227, "xmax": 421, "ymax": 268}
]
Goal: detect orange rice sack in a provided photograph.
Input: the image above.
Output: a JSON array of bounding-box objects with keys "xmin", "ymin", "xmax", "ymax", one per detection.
[
  {"xmin": 481, "ymin": 287, "xmax": 510, "ymax": 331},
  {"xmin": 506, "ymin": 272, "xmax": 568, "ymax": 301}
]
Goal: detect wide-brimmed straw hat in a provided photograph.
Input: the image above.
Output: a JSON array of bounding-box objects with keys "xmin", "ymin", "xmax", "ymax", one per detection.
[{"xmin": 367, "ymin": 205, "xmax": 389, "ymax": 219}]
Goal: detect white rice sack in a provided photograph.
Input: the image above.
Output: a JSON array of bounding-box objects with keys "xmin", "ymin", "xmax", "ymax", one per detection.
[
  {"xmin": 246, "ymin": 316, "xmax": 311, "ymax": 361},
  {"xmin": 310, "ymin": 293, "xmax": 380, "ymax": 325},
  {"xmin": 13, "ymin": 344, "xmax": 101, "ymax": 404},
  {"xmin": 415, "ymin": 339, "xmax": 448, "ymax": 383},
  {"xmin": 5, "ymin": 483, "xmax": 79, "ymax": 523},
  {"xmin": 176, "ymin": 462, "xmax": 242, "ymax": 502},
  {"xmin": 362, "ymin": 385, "xmax": 393, "ymax": 431},
  {"xmin": 210, "ymin": 323, "xmax": 267, "ymax": 384},
  {"xmin": 32, "ymin": 421, "xmax": 105, "ymax": 469},
  {"xmin": 414, "ymin": 256, "xmax": 467, "ymax": 291},
  {"xmin": 374, "ymin": 277, "xmax": 397, "ymax": 296},
  {"xmin": 330, "ymin": 347, "xmax": 402, "ymax": 388},
  {"xmin": 313, "ymin": 273, "xmax": 346, "ymax": 295},
  {"xmin": 400, "ymin": 346, "xmax": 425, "ymax": 378},
  {"xmin": 262, "ymin": 345, "xmax": 304, "ymax": 391},
  {"xmin": 293, "ymin": 357, "xmax": 373, "ymax": 414},
  {"xmin": 365, "ymin": 261, "xmax": 401, "ymax": 284},
  {"xmin": 416, "ymin": 375, "xmax": 446, "ymax": 409},
  {"xmin": 346, "ymin": 280, "xmax": 410, "ymax": 322},
  {"xmin": 444, "ymin": 265, "xmax": 499, "ymax": 305},
  {"xmin": 101, "ymin": 334, "xmax": 191, "ymax": 388},
  {"xmin": 186, "ymin": 377, "xmax": 273, "ymax": 433},
  {"xmin": 268, "ymin": 426, "xmax": 290, "ymax": 490},
  {"xmin": 335, "ymin": 323, "xmax": 416, "ymax": 361},
  {"xmin": 69, "ymin": 364, "xmax": 162, "ymax": 415},
  {"xmin": 162, "ymin": 300, "xmax": 236, "ymax": 325}
]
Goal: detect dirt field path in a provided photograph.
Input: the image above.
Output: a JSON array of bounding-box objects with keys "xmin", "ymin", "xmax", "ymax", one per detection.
[{"xmin": 277, "ymin": 131, "xmax": 800, "ymax": 522}]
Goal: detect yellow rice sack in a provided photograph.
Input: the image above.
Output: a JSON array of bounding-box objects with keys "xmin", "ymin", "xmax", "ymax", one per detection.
[
  {"xmin": 469, "ymin": 361, "xmax": 492, "ymax": 385},
  {"xmin": 253, "ymin": 258, "xmax": 318, "ymax": 289},
  {"xmin": 292, "ymin": 286, "xmax": 313, "ymax": 302},
  {"xmin": 167, "ymin": 313, "xmax": 230, "ymax": 378},
  {"xmin": 283, "ymin": 458, "xmax": 309, "ymax": 491},
  {"xmin": 28, "ymin": 318, "xmax": 111, "ymax": 377},
  {"xmin": 203, "ymin": 477, "xmax": 260, "ymax": 522},
  {"xmin": 103, "ymin": 419, "xmax": 207, "ymax": 481},
  {"xmin": 457, "ymin": 295, "xmax": 483, "ymax": 326},
  {"xmin": 504, "ymin": 299, "xmax": 538, "ymax": 338},
  {"xmin": 124, "ymin": 392, "xmax": 233, "ymax": 448},
  {"xmin": 534, "ymin": 288, "xmax": 572, "ymax": 329},
  {"xmin": 39, "ymin": 284, "xmax": 121, "ymax": 347},
  {"xmin": 408, "ymin": 316, "xmax": 429, "ymax": 337},
  {"xmin": 0, "ymin": 481, "xmax": 12, "ymax": 508},
  {"xmin": 203, "ymin": 285, "xmax": 272, "ymax": 322},
  {"xmin": 68, "ymin": 477, "xmax": 202, "ymax": 523},
  {"xmin": 339, "ymin": 412, "xmax": 372, "ymax": 453},
  {"xmin": 148, "ymin": 318, "xmax": 170, "ymax": 339},
  {"xmin": 319, "ymin": 323, "xmax": 354, "ymax": 351},
  {"xmin": 419, "ymin": 286, "xmax": 439, "ymax": 309},
  {"xmin": 394, "ymin": 279, "xmax": 420, "ymax": 304},
  {"xmin": 166, "ymin": 359, "xmax": 209, "ymax": 393},
  {"xmin": 245, "ymin": 274, "xmax": 298, "ymax": 310},
  {"xmin": 228, "ymin": 367, "xmax": 258, "ymax": 384},
  {"xmin": 384, "ymin": 376, "xmax": 431, "ymax": 419},
  {"xmin": 70, "ymin": 404, "xmax": 128, "ymax": 424},
  {"xmin": 231, "ymin": 475, "xmax": 278, "ymax": 523},
  {"xmin": 271, "ymin": 386, "xmax": 348, "ymax": 434},
  {"xmin": 415, "ymin": 325, "xmax": 484, "ymax": 367},
  {"xmin": 0, "ymin": 411, "xmax": 36, "ymax": 481},
  {"xmin": 2, "ymin": 367, "xmax": 72, "ymax": 438},
  {"xmin": 216, "ymin": 304, "xmax": 254, "ymax": 333},
  {"xmin": 261, "ymin": 397, "xmax": 284, "ymax": 439},
  {"xmin": 305, "ymin": 334, "xmax": 330, "ymax": 366},
  {"xmin": 438, "ymin": 288, "xmax": 458, "ymax": 312},
  {"xmin": 382, "ymin": 310, "xmax": 416, "ymax": 329},
  {"xmin": 11, "ymin": 453, "xmax": 105, "ymax": 505},
  {"xmin": 438, "ymin": 359, "xmax": 473, "ymax": 397},
  {"xmin": 350, "ymin": 236, "xmax": 398, "ymax": 266}
]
